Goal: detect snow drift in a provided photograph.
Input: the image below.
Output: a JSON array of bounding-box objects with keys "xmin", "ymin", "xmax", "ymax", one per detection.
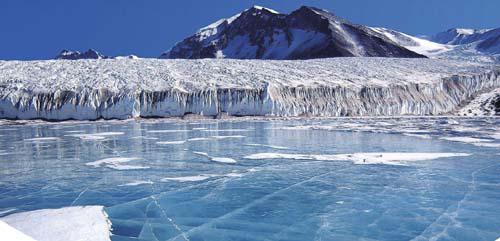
[{"xmin": 0, "ymin": 58, "xmax": 499, "ymax": 120}]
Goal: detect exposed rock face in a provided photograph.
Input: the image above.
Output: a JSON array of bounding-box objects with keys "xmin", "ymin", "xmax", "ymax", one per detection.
[
  {"xmin": 160, "ymin": 6, "xmax": 425, "ymax": 60},
  {"xmin": 0, "ymin": 58, "xmax": 498, "ymax": 120},
  {"xmin": 55, "ymin": 49, "xmax": 109, "ymax": 60},
  {"xmin": 458, "ymin": 88, "xmax": 500, "ymax": 116}
]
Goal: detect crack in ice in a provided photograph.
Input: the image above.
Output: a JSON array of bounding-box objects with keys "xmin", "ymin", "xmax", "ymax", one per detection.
[{"xmin": 166, "ymin": 166, "xmax": 354, "ymax": 241}]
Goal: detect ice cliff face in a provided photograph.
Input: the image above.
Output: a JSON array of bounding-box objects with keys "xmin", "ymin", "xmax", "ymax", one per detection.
[
  {"xmin": 0, "ymin": 58, "xmax": 498, "ymax": 120},
  {"xmin": 160, "ymin": 6, "xmax": 425, "ymax": 59}
]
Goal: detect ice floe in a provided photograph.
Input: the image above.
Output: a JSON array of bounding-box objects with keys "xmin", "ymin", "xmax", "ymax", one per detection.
[
  {"xmin": 244, "ymin": 152, "xmax": 471, "ymax": 165},
  {"xmin": 0, "ymin": 206, "xmax": 111, "ymax": 241},
  {"xmin": 86, "ymin": 157, "xmax": 149, "ymax": 170}
]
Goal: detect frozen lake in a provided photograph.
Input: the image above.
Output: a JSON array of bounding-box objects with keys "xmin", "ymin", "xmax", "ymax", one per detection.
[{"xmin": 0, "ymin": 117, "xmax": 499, "ymax": 241}]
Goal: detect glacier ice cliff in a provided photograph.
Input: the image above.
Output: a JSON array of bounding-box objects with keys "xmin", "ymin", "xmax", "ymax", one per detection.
[{"xmin": 0, "ymin": 58, "xmax": 498, "ymax": 120}]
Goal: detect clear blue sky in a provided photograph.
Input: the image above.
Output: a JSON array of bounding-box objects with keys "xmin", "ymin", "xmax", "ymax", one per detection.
[{"xmin": 1, "ymin": 0, "xmax": 499, "ymax": 60}]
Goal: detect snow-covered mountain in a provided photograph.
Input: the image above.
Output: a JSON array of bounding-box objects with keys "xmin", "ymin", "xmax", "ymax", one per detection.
[
  {"xmin": 0, "ymin": 58, "xmax": 498, "ymax": 120},
  {"xmin": 428, "ymin": 28, "xmax": 500, "ymax": 56},
  {"xmin": 160, "ymin": 6, "xmax": 425, "ymax": 59},
  {"xmin": 369, "ymin": 27, "xmax": 452, "ymax": 57},
  {"xmin": 369, "ymin": 27, "xmax": 500, "ymax": 63},
  {"xmin": 55, "ymin": 49, "xmax": 110, "ymax": 60},
  {"xmin": 430, "ymin": 28, "xmax": 495, "ymax": 45},
  {"xmin": 55, "ymin": 50, "xmax": 140, "ymax": 60}
]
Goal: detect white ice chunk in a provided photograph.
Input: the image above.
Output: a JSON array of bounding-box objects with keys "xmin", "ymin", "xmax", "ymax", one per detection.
[
  {"xmin": 0, "ymin": 221, "xmax": 36, "ymax": 241},
  {"xmin": 0, "ymin": 206, "xmax": 111, "ymax": 241}
]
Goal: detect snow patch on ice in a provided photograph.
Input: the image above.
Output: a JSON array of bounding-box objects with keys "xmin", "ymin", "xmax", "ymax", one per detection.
[
  {"xmin": 472, "ymin": 142, "xmax": 500, "ymax": 148},
  {"xmin": 211, "ymin": 135, "xmax": 245, "ymax": 139},
  {"xmin": 187, "ymin": 137, "xmax": 212, "ymax": 141},
  {"xmin": 245, "ymin": 143, "xmax": 289, "ymax": 149},
  {"xmin": 161, "ymin": 172, "xmax": 243, "ymax": 182},
  {"xmin": 402, "ymin": 133, "xmax": 432, "ymax": 139},
  {"xmin": 193, "ymin": 151, "xmax": 237, "ymax": 164},
  {"xmin": 24, "ymin": 137, "xmax": 60, "ymax": 142},
  {"xmin": 440, "ymin": 136, "xmax": 492, "ymax": 143},
  {"xmin": 161, "ymin": 175, "xmax": 211, "ymax": 182},
  {"xmin": 67, "ymin": 132, "xmax": 124, "ymax": 141},
  {"xmin": 211, "ymin": 157, "xmax": 237, "ymax": 164},
  {"xmin": 156, "ymin": 140, "xmax": 186, "ymax": 145},
  {"xmin": 244, "ymin": 152, "xmax": 471, "ymax": 165},
  {"xmin": 86, "ymin": 157, "xmax": 149, "ymax": 170},
  {"xmin": 146, "ymin": 130, "xmax": 191, "ymax": 133},
  {"xmin": 119, "ymin": 180, "xmax": 153, "ymax": 186}
]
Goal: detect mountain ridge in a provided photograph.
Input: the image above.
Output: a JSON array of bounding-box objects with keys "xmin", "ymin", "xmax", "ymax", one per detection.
[{"xmin": 160, "ymin": 6, "xmax": 426, "ymax": 59}]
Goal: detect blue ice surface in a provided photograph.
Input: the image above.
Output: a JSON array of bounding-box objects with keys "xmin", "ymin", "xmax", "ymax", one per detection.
[{"xmin": 0, "ymin": 117, "xmax": 499, "ymax": 241}]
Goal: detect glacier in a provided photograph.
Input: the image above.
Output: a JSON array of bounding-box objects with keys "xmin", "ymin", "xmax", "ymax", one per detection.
[{"xmin": 0, "ymin": 58, "xmax": 499, "ymax": 120}]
